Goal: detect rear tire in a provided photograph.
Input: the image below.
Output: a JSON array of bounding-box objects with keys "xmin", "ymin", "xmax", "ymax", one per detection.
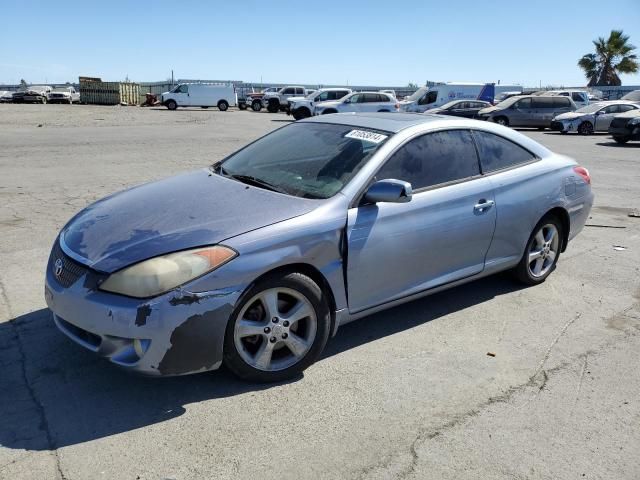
[
  {"xmin": 166, "ymin": 100, "xmax": 177, "ymax": 110},
  {"xmin": 218, "ymin": 100, "xmax": 229, "ymax": 111},
  {"xmin": 223, "ymin": 272, "xmax": 331, "ymax": 382},
  {"xmin": 267, "ymin": 99, "xmax": 279, "ymax": 113},
  {"xmin": 513, "ymin": 214, "xmax": 563, "ymax": 285},
  {"xmin": 251, "ymin": 100, "xmax": 262, "ymax": 112},
  {"xmin": 495, "ymin": 116, "xmax": 509, "ymax": 126},
  {"xmin": 613, "ymin": 136, "xmax": 630, "ymax": 144},
  {"xmin": 378, "ymin": 109, "xmax": 390, "ymax": 112},
  {"xmin": 577, "ymin": 121, "xmax": 594, "ymax": 135}
]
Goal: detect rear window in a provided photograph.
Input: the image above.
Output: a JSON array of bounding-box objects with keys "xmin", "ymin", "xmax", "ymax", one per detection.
[{"xmin": 473, "ymin": 131, "xmax": 537, "ymax": 173}]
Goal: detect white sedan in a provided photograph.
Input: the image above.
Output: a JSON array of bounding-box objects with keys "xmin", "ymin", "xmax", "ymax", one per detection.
[{"xmin": 551, "ymin": 101, "xmax": 639, "ymax": 135}]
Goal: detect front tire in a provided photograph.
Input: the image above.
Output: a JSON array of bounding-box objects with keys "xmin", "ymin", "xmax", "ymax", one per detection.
[
  {"xmin": 514, "ymin": 215, "xmax": 563, "ymax": 285},
  {"xmin": 578, "ymin": 121, "xmax": 594, "ymax": 135},
  {"xmin": 223, "ymin": 272, "xmax": 331, "ymax": 382},
  {"xmin": 292, "ymin": 107, "xmax": 311, "ymax": 120},
  {"xmin": 613, "ymin": 136, "xmax": 630, "ymax": 144},
  {"xmin": 166, "ymin": 100, "xmax": 177, "ymax": 110},
  {"xmin": 494, "ymin": 116, "xmax": 509, "ymax": 126},
  {"xmin": 267, "ymin": 99, "xmax": 279, "ymax": 113},
  {"xmin": 251, "ymin": 100, "xmax": 262, "ymax": 112},
  {"xmin": 218, "ymin": 100, "xmax": 229, "ymax": 111}
]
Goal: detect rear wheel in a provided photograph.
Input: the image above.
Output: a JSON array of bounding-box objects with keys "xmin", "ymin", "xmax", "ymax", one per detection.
[
  {"xmin": 378, "ymin": 109, "xmax": 390, "ymax": 112},
  {"xmin": 578, "ymin": 121, "xmax": 594, "ymax": 135},
  {"xmin": 495, "ymin": 116, "xmax": 509, "ymax": 126},
  {"xmin": 166, "ymin": 100, "xmax": 177, "ymax": 110},
  {"xmin": 514, "ymin": 215, "xmax": 563, "ymax": 285},
  {"xmin": 218, "ymin": 100, "xmax": 229, "ymax": 111},
  {"xmin": 223, "ymin": 272, "xmax": 330, "ymax": 382},
  {"xmin": 251, "ymin": 100, "xmax": 262, "ymax": 112},
  {"xmin": 613, "ymin": 136, "xmax": 630, "ymax": 144},
  {"xmin": 267, "ymin": 99, "xmax": 279, "ymax": 113}
]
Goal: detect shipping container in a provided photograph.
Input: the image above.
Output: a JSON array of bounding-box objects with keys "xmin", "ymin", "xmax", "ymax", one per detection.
[{"xmin": 79, "ymin": 77, "xmax": 140, "ymax": 105}]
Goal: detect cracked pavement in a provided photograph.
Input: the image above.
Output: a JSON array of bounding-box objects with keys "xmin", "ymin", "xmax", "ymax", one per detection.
[{"xmin": 0, "ymin": 104, "xmax": 639, "ymax": 480}]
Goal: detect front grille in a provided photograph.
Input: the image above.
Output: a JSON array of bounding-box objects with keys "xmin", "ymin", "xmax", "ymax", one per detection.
[
  {"xmin": 610, "ymin": 117, "xmax": 630, "ymax": 129},
  {"xmin": 49, "ymin": 240, "xmax": 88, "ymax": 288}
]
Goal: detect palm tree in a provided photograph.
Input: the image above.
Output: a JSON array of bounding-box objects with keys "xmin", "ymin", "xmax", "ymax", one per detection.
[{"xmin": 578, "ymin": 30, "xmax": 638, "ymax": 86}]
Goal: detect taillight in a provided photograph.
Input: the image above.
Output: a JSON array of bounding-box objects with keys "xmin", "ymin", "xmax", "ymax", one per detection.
[{"xmin": 573, "ymin": 166, "xmax": 591, "ymax": 184}]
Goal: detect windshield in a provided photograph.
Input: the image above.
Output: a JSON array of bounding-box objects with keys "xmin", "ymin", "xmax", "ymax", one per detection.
[
  {"xmin": 218, "ymin": 123, "xmax": 390, "ymax": 199},
  {"xmin": 405, "ymin": 86, "xmax": 428, "ymax": 102},
  {"xmin": 496, "ymin": 95, "xmax": 525, "ymax": 108},
  {"xmin": 576, "ymin": 103, "xmax": 606, "ymax": 113}
]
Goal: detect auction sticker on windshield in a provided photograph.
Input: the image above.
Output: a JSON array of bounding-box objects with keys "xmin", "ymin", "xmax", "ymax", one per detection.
[{"xmin": 344, "ymin": 130, "xmax": 388, "ymax": 144}]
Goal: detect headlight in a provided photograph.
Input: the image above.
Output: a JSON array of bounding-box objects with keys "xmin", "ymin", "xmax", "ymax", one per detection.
[
  {"xmin": 629, "ymin": 117, "xmax": 640, "ymax": 125},
  {"xmin": 99, "ymin": 245, "xmax": 237, "ymax": 298}
]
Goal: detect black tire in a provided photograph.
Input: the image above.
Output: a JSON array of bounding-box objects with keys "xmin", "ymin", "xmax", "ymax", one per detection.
[
  {"xmin": 513, "ymin": 214, "xmax": 563, "ymax": 285},
  {"xmin": 166, "ymin": 100, "xmax": 177, "ymax": 110},
  {"xmin": 292, "ymin": 107, "xmax": 311, "ymax": 120},
  {"xmin": 378, "ymin": 109, "xmax": 390, "ymax": 112},
  {"xmin": 267, "ymin": 99, "xmax": 279, "ymax": 113},
  {"xmin": 494, "ymin": 116, "xmax": 509, "ymax": 126},
  {"xmin": 321, "ymin": 109, "xmax": 337, "ymax": 115},
  {"xmin": 201, "ymin": 106, "xmax": 209, "ymax": 109},
  {"xmin": 251, "ymin": 100, "xmax": 262, "ymax": 112},
  {"xmin": 239, "ymin": 102, "xmax": 248, "ymax": 110},
  {"xmin": 218, "ymin": 100, "xmax": 229, "ymax": 112},
  {"xmin": 577, "ymin": 121, "xmax": 594, "ymax": 135},
  {"xmin": 613, "ymin": 136, "xmax": 630, "ymax": 144},
  {"xmin": 223, "ymin": 272, "xmax": 331, "ymax": 382}
]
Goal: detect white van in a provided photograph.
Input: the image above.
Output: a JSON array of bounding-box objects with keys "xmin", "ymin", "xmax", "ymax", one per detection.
[
  {"xmin": 400, "ymin": 83, "xmax": 495, "ymax": 112},
  {"xmin": 161, "ymin": 84, "xmax": 237, "ymax": 111}
]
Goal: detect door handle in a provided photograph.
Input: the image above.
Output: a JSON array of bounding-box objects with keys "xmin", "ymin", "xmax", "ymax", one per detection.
[{"xmin": 474, "ymin": 199, "xmax": 495, "ymax": 213}]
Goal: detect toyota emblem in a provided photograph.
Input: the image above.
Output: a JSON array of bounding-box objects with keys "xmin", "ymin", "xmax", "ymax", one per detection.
[{"xmin": 54, "ymin": 258, "xmax": 63, "ymax": 277}]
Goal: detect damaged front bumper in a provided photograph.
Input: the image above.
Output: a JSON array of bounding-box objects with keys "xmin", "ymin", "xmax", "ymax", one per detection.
[{"xmin": 45, "ymin": 260, "xmax": 242, "ymax": 376}]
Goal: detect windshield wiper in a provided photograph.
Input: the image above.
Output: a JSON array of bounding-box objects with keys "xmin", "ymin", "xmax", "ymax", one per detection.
[{"xmin": 227, "ymin": 173, "xmax": 289, "ymax": 195}]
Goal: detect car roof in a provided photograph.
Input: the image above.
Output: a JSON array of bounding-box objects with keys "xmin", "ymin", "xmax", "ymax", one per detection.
[{"xmin": 303, "ymin": 112, "xmax": 471, "ymax": 133}]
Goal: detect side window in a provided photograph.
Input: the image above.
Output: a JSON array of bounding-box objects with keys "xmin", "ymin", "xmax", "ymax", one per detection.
[
  {"xmin": 378, "ymin": 94, "xmax": 389, "ymax": 102},
  {"xmin": 553, "ymin": 97, "xmax": 571, "ymax": 108},
  {"xmin": 296, "ymin": 88, "xmax": 304, "ymax": 95},
  {"xmin": 618, "ymin": 104, "xmax": 636, "ymax": 113},
  {"xmin": 338, "ymin": 90, "xmax": 349, "ymax": 99},
  {"xmin": 176, "ymin": 85, "xmax": 188, "ymax": 93},
  {"xmin": 363, "ymin": 93, "xmax": 377, "ymax": 102},
  {"xmin": 283, "ymin": 88, "xmax": 294, "ymax": 95},
  {"xmin": 559, "ymin": 92, "xmax": 570, "ymax": 96},
  {"xmin": 348, "ymin": 94, "xmax": 361, "ymax": 103},
  {"xmin": 515, "ymin": 98, "xmax": 532, "ymax": 109},
  {"xmin": 603, "ymin": 105, "xmax": 619, "ymax": 114},
  {"xmin": 375, "ymin": 130, "xmax": 480, "ymax": 190},
  {"xmin": 316, "ymin": 91, "xmax": 329, "ymax": 102},
  {"xmin": 473, "ymin": 131, "xmax": 537, "ymax": 173},
  {"xmin": 532, "ymin": 97, "xmax": 554, "ymax": 109},
  {"xmin": 572, "ymin": 92, "xmax": 584, "ymax": 102}
]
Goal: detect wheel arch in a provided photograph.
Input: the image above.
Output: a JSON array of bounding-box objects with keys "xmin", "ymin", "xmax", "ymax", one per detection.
[
  {"xmin": 321, "ymin": 108, "xmax": 338, "ymax": 115},
  {"xmin": 542, "ymin": 206, "xmax": 570, "ymax": 252},
  {"xmin": 241, "ymin": 263, "xmax": 338, "ymax": 336}
]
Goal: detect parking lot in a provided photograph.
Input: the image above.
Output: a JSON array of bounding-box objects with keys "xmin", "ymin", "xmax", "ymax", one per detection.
[{"xmin": 1, "ymin": 104, "xmax": 639, "ymax": 480}]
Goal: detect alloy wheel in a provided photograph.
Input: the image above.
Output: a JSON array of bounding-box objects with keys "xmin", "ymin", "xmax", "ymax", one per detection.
[
  {"xmin": 527, "ymin": 224, "xmax": 559, "ymax": 278},
  {"xmin": 233, "ymin": 287, "xmax": 317, "ymax": 371}
]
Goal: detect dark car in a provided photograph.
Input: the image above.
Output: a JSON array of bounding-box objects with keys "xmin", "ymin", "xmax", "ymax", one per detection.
[
  {"xmin": 478, "ymin": 95, "xmax": 576, "ymax": 129},
  {"xmin": 608, "ymin": 109, "xmax": 640, "ymax": 144},
  {"xmin": 425, "ymin": 100, "xmax": 492, "ymax": 119}
]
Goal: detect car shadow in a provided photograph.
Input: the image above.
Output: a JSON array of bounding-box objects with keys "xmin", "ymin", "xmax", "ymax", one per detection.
[
  {"xmin": 596, "ymin": 140, "xmax": 640, "ymax": 148},
  {"xmin": 0, "ymin": 273, "xmax": 523, "ymax": 451}
]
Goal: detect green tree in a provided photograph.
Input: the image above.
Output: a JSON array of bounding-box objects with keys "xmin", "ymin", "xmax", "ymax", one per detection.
[{"xmin": 578, "ymin": 30, "xmax": 638, "ymax": 86}]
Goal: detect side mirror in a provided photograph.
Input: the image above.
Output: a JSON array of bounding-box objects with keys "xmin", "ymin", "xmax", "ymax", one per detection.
[{"xmin": 364, "ymin": 179, "xmax": 413, "ymax": 204}]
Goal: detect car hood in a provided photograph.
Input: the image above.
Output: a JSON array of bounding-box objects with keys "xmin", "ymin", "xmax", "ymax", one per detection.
[
  {"xmin": 554, "ymin": 112, "xmax": 589, "ymax": 121},
  {"xmin": 61, "ymin": 169, "xmax": 320, "ymax": 272},
  {"xmin": 316, "ymin": 100, "xmax": 341, "ymax": 108}
]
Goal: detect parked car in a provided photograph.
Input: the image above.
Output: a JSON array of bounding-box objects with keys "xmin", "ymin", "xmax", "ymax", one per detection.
[
  {"xmin": 0, "ymin": 91, "xmax": 14, "ymax": 103},
  {"xmin": 379, "ymin": 89, "xmax": 397, "ymax": 99},
  {"xmin": 542, "ymin": 90, "xmax": 590, "ymax": 108},
  {"xmin": 314, "ymin": 92, "xmax": 398, "ymax": 115},
  {"xmin": 400, "ymin": 83, "xmax": 495, "ymax": 112},
  {"xmin": 287, "ymin": 88, "xmax": 352, "ymax": 120},
  {"xmin": 551, "ymin": 101, "xmax": 639, "ymax": 135},
  {"xmin": 45, "ymin": 113, "xmax": 592, "ymax": 381},
  {"xmin": 48, "ymin": 86, "xmax": 80, "ymax": 104},
  {"xmin": 478, "ymin": 95, "xmax": 576, "ymax": 128},
  {"xmin": 240, "ymin": 87, "xmax": 280, "ymax": 112},
  {"xmin": 425, "ymin": 100, "xmax": 492, "ymax": 118},
  {"xmin": 494, "ymin": 91, "xmax": 523, "ymax": 104},
  {"xmin": 608, "ymin": 109, "xmax": 640, "ymax": 144},
  {"xmin": 161, "ymin": 83, "xmax": 237, "ymax": 111},
  {"xmin": 11, "ymin": 91, "xmax": 26, "ymax": 103},
  {"xmin": 22, "ymin": 85, "xmax": 52, "ymax": 103},
  {"xmin": 620, "ymin": 89, "xmax": 640, "ymax": 103},
  {"xmin": 262, "ymin": 86, "xmax": 310, "ymax": 113}
]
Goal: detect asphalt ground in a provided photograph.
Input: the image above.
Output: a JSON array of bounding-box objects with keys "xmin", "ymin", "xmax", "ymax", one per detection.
[{"xmin": 0, "ymin": 104, "xmax": 638, "ymax": 480}]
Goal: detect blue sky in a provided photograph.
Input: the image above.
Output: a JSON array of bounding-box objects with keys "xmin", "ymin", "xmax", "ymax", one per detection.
[{"xmin": 1, "ymin": 0, "xmax": 639, "ymax": 87}]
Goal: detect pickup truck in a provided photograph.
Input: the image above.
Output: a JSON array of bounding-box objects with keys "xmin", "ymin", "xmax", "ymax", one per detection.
[
  {"xmin": 48, "ymin": 86, "xmax": 80, "ymax": 104},
  {"xmin": 287, "ymin": 88, "xmax": 352, "ymax": 120},
  {"xmin": 262, "ymin": 86, "xmax": 313, "ymax": 113}
]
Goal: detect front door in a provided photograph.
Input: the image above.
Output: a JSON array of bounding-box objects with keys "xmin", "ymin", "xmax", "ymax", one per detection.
[{"xmin": 346, "ymin": 129, "xmax": 496, "ymax": 312}]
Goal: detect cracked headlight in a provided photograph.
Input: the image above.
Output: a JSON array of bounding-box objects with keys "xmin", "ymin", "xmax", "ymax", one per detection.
[{"xmin": 100, "ymin": 246, "xmax": 237, "ymax": 298}]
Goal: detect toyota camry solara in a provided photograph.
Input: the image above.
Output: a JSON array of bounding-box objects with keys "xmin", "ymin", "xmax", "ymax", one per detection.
[{"xmin": 45, "ymin": 113, "xmax": 593, "ymax": 382}]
